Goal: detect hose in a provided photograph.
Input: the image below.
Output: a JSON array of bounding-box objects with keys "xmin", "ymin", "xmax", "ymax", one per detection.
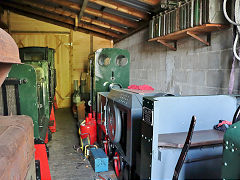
[
  {"xmin": 223, "ymin": 0, "xmax": 240, "ymax": 26},
  {"xmin": 223, "ymin": 0, "xmax": 240, "ymax": 61},
  {"xmin": 233, "ymin": 34, "xmax": 240, "ymax": 60},
  {"xmin": 235, "ymin": 0, "xmax": 240, "ymax": 32}
]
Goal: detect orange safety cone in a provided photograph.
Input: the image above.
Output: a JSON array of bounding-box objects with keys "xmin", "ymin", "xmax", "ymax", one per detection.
[
  {"xmin": 54, "ymin": 96, "xmax": 58, "ymax": 110},
  {"xmin": 49, "ymin": 105, "xmax": 56, "ymax": 133}
]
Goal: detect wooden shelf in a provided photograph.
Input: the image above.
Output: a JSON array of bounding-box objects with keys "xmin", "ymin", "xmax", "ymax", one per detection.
[{"xmin": 149, "ymin": 24, "xmax": 229, "ymax": 51}]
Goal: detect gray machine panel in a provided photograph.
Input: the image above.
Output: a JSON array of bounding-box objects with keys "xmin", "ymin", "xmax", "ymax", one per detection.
[
  {"xmin": 141, "ymin": 95, "xmax": 238, "ymax": 180},
  {"xmin": 107, "ymin": 89, "xmax": 167, "ymax": 109}
]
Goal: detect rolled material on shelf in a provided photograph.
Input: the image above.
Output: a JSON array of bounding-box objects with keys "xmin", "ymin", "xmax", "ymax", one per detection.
[{"xmin": 149, "ymin": 0, "xmax": 230, "ymax": 39}]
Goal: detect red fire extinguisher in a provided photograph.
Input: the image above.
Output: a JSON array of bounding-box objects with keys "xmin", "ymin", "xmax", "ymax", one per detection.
[
  {"xmin": 80, "ymin": 114, "xmax": 97, "ymax": 145},
  {"xmin": 88, "ymin": 113, "xmax": 96, "ymax": 127}
]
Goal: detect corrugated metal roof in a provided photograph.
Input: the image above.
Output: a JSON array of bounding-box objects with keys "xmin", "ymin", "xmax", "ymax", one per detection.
[{"xmin": 0, "ymin": 0, "xmax": 161, "ymax": 42}]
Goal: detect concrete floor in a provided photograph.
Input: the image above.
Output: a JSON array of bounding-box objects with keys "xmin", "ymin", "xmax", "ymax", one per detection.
[{"xmin": 48, "ymin": 108, "xmax": 116, "ymax": 180}]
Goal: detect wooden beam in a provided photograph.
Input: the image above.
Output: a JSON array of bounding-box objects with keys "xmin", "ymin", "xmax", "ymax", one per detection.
[
  {"xmin": 1, "ymin": 1, "xmax": 121, "ymax": 38},
  {"xmin": 78, "ymin": 22, "xmax": 121, "ymax": 38},
  {"xmin": 5, "ymin": 7, "xmax": 73, "ymax": 29},
  {"xmin": 78, "ymin": 0, "xmax": 88, "ymax": 21},
  {"xmin": 90, "ymin": 34, "xmax": 93, "ymax": 53},
  {"xmin": 81, "ymin": 16, "xmax": 128, "ymax": 34},
  {"xmin": 85, "ymin": 7, "xmax": 138, "ymax": 28},
  {"xmin": 1, "ymin": 1, "xmax": 75, "ymax": 24},
  {"xmin": 46, "ymin": 0, "xmax": 80, "ymax": 10},
  {"xmin": 11, "ymin": 31, "xmax": 70, "ymax": 35},
  {"xmin": 69, "ymin": 30, "xmax": 73, "ymax": 94},
  {"xmin": 0, "ymin": 3, "xmax": 114, "ymax": 40},
  {"xmin": 89, "ymin": 0, "xmax": 148, "ymax": 20},
  {"xmin": 12, "ymin": 0, "xmax": 128, "ymax": 34},
  {"xmin": 138, "ymin": 0, "xmax": 161, "ymax": 5},
  {"xmin": 46, "ymin": 0, "xmax": 138, "ymax": 28},
  {"xmin": 19, "ymin": 0, "xmax": 75, "ymax": 18},
  {"xmin": 75, "ymin": 14, "xmax": 78, "ymax": 27}
]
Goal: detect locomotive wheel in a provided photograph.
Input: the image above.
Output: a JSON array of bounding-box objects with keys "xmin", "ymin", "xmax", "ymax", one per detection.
[
  {"xmin": 103, "ymin": 137, "xmax": 109, "ymax": 155},
  {"xmin": 104, "ymin": 141, "xmax": 108, "ymax": 155},
  {"xmin": 114, "ymin": 152, "xmax": 121, "ymax": 177},
  {"xmin": 106, "ymin": 101, "xmax": 121, "ymax": 143},
  {"xmin": 108, "ymin": 141, "xmax": 114, "ymax": 158}
]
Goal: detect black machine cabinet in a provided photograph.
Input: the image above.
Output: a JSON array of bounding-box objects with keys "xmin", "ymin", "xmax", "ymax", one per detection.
[{"xmin": 102, "ymin": 89, "xmax": 168, "ymax": 179}]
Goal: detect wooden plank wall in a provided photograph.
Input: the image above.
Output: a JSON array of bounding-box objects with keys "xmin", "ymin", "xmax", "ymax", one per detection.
[{"xmin": 2, "ymin": 11, "xmax": 113, "ymax": 108}]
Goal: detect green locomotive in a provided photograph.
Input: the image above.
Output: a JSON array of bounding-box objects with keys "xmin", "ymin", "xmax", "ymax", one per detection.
[
  {"xmin": 19, "ymin": 47, "xmax": 56, "ymax": 109},
  {"xmin": 7, "ymin": 63, "xmax": 50, "ymax": 140},
  {"xmin": 0, "ymin": 47, "xmax": 56, "ymax": 141}
]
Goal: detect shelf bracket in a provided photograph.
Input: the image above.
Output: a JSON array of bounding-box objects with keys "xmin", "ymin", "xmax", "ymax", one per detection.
[
  {"xmin": 157, "ymin": 40, "xmax": 177, "ymax": 51},
  {"xmin": 187, "ymin": 31, "xmax": 210, "ymax": 46}
]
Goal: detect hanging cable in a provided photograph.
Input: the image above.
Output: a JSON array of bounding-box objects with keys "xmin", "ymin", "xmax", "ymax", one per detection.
[
  {"xmin": 223, "ymin": 0, "xmax": 240, "ymax": 61},
  {"xmin": 233, "ymin": 34, "xmax": 240, "ymax": 60},
  {"xmin": 223, "ymin": 0, "xmax": 240, "ymax": 26}
]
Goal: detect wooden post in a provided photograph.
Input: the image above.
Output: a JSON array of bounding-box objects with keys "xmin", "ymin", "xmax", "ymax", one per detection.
[
  {"xmin": 69, "ymin": 30, "xmax": 73, "ymax": 94},
  {"xmin": 90, "ymin": 34, "xmax": 93, "ymax": 54},
  {"xmin": 75, "ymin": 15, "xmax": 78, "ymax": 30}
]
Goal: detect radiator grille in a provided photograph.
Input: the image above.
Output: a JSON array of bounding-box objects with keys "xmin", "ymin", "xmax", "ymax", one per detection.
[{"xmin": 6, "ymin": 85, "xmax": 17, "ymax": 115}]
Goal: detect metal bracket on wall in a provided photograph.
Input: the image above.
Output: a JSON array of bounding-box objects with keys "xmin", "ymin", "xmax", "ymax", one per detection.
[
  {"xmin": 187, "ymin": 31, "xmax": 211, "ymax": 46},
  {"xmin": 157, "ymin": 40, "xmax": 177, "ymax": 51}
]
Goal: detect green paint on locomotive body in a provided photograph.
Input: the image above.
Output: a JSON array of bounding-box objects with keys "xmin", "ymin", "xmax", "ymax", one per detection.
[
  {"xmin": 19, "ymin": 47, "xmax": 56, "ymax": 106},
  {"xmin": 9, "ymin": 64, "xmax": 49, "ymax": 140},
  {"xmin": 222, "ymin": 121, "xmax": 240, "ymax": 179},
  {"xmin": 90, "ymin": 48, "xmax": 130, "ymax": 111}
]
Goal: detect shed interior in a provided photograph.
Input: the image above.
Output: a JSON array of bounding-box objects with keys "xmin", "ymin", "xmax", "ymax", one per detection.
[{"xmin": 0, "ymin": 0, "xmax": 240, "ymax": 180}]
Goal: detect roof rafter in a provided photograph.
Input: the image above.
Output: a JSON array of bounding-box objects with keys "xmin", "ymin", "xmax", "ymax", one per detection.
[
  {"xmin": 3, "ymin": 7, "xmax": 113, "ymax": 40},
  {"xmin": 9, "ymin": 0, "xmax": 128, "ymax": 34},
  {"xmin": 45, "ymin": 0, "xmax": 138, "ymax": 28},
  {"xmin": 16, "ymin": 0, "xmax": 75, "ymax": 18},
  {"xmin": 81, "ymin": 16, "xmax": 128, "ymax": 34},
  {"xmin": 84, "ymin": 7, "xmax": 138, "ymax": 28},
  {"xmin": 0, "ymin": 1, "xmax": 120, "ymax": 39},
  {"xmin": 138, "ymin": 0, "xmax": 161, "ymax": 6},
  {"xmin": 78, "ymin": 0, "xmax": 88, "ymax": 21},
  {"xmin": 89, "ymin": 0, "xmax": 148, "ymax": 20}
]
